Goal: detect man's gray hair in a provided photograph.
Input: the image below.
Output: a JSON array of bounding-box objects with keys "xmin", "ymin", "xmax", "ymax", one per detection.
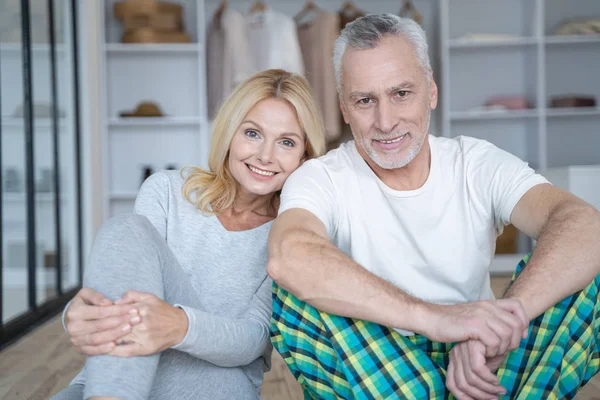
[{"xmin": 333, "ymin": 14, "xmax": 431, "ymax": 98}]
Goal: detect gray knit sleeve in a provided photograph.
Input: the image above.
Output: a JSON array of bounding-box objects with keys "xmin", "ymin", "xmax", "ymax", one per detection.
[
  {"xmin": 133, "ymin": 171, "xmax": 170, "ymax": 238},
  {"xmin": 171, "ymin": 275, "xmax": 272, "ymax": 367}
]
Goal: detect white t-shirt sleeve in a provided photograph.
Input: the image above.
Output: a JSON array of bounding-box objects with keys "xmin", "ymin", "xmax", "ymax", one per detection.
[
  {"xmin": 464, "ymin": 138, "xmax": 549, "ymax": 233},
  {"xmin": 278, "ymin": 160, "xmax": 338, "ymax": 236}
]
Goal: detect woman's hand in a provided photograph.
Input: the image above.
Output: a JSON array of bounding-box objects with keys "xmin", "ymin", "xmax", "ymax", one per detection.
[
  {"xmin": 108, "ymin": 290, "xmax": 189, "ymax": 357},
  {"xmin": 65, "ymin": 288, "xmax": 141, "ymax": 355}
]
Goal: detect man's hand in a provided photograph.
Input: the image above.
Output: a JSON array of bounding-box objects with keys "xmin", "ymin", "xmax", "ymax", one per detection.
[
  {"xmin": 423, "ymin": 299, "xmax": 529, "ymax": 357},
  {"xmin": 109, "ymin": 290, "xmax": 189, "ymax": 357},
  {"xmin": 65, "ymin": 288, "xmax": 141, "ymax": 355},
  {"xmin": 446, "ymin": 340, "xmax": 508, "ymax": 400}
]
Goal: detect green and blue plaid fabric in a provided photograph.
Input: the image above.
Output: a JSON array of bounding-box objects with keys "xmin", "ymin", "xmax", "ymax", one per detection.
[{"xmin": 270, "ymin": 255, "xmax": 600, "ymax": 399}]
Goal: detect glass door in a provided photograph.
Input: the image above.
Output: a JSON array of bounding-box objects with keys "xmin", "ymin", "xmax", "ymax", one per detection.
[{"xmin": 0, "ymin": 0, "xmax": 82, "ymax": 346}]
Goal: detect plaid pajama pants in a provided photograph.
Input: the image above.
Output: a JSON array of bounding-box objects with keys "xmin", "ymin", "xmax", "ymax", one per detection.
[{"xmin": 270, "ymin": 255, "xmax": 600, "ymax": 399}]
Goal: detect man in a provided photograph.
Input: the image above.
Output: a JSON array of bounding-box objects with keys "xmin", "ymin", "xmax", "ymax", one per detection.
[{"xmin": 267, "ymin": 14, "xmax": 600, "ymax": 400}]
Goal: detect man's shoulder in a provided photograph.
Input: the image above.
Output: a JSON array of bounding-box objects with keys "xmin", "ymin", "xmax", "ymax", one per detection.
[
  {"xmin": 432, "ymin": 135, "xmax": 499, "ymax": 163},
  {"xmin": 432, "ymin": 134, "xmax": 493, "ymax": 152}
]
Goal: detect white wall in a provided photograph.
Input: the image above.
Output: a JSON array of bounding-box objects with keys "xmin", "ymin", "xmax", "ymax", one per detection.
[{"xmin": 78, "ymin": 1, "xmax": 106, "ymax": 250}]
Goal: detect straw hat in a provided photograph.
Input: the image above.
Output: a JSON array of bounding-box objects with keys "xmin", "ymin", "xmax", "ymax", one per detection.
[{"xmin": 119, "ymin": 101, "xmax": 165, "ymax": 117}]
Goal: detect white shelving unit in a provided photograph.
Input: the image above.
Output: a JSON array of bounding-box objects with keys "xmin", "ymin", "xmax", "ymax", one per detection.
[
  {"xmin": 101, "ymin": 0, "xmax": 208, "ymax": 217},
  {"xmin": 441, "ymin": 0, "xmax": 600, "ymax": 169},
  {"xmin": 440, "ymin": 0, "xmax": 600, "ymax": 273}
]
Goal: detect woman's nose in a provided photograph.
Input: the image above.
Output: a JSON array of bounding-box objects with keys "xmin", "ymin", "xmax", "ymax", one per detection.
[{"xmin": 257, "ymin": 142, "xmax": 274, "ymax": 164}]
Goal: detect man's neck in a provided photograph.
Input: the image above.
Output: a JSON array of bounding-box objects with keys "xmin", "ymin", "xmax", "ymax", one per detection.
[{"xmin": 361, "ymin": 138, "xmax": 432, "ymax": 191}]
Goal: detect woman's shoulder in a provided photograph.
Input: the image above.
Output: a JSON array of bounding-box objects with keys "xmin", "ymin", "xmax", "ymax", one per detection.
[
  {"xmin": 139, "ymin": 169, "xmax": 184, "ymax": 194},
  {"xmin": 157, "ymin": 169, "xmax": 185, "ymax": 189}
]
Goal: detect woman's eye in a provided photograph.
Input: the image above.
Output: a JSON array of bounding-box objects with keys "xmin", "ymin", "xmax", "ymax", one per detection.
[
  {"xmin": 245, "ymin": 130, "xmax": 259, "ymax": 138},
  {"xmin": 281, "ymin": 139, "xmax": 295, "ymax": 147}
]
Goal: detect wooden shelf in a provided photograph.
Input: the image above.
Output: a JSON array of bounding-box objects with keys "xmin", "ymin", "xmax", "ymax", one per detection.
[{"xmin": 450, "ymin": 109, "xmax": 539, "ymax": 121}]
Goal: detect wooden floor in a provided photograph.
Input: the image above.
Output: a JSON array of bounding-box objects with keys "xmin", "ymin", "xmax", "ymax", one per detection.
[{"xmin": 1, "ymin": 277, "xmax": 599, "ymax": 399}]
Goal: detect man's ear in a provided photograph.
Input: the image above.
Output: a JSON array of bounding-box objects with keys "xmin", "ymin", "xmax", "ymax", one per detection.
[{"xmin": 429, "ymin": 72, "xmax": 439, "ymax": 110}]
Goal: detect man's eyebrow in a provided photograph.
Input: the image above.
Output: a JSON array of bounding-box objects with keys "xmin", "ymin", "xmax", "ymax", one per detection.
[
  {"xmin": 348, "ymin": 91, "xmax": 375, "ymax": 100},
  {"xmin": 348, "ymin": 82, "xmax": 417, "ymax": 100},
  {"xmin": 385, "ymin": 82, "xmax": 416, "ymax": 96}
]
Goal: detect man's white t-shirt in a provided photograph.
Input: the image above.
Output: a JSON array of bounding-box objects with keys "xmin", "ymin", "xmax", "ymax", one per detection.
[{"xmin": 279, "ymin": 135, "xmax": 549, "ymax": 332}]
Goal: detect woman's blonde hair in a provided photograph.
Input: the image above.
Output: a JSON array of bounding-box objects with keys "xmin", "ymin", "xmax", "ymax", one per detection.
[{"xmin": 182, "ymin": 69, "xmax": 327, "ymax": 215}]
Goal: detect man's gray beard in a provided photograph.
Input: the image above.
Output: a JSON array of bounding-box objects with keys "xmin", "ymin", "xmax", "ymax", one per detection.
[
  {"xmin": 364, "ymin": 137, "xmax": 424, "ymax": 169},
  {"xmin": 360, "ymin": 110, "xmax": 431, "ymax": 170}
]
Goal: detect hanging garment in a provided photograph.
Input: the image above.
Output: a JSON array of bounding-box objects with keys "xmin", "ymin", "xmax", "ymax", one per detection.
[
  {"xmin": 338, "ymin": 3, "xmax": 365, "ymax": 31},
  {"xmin": 297, "ymin": 10, "xmax": 341, "ymax": 141},
  {"xmin": 206, "ymin": 9, "xmax": 253, "ymax": 119},
  {"xmin": 246, "ymin": 9, "xmax": 304, "ymax": 75}
]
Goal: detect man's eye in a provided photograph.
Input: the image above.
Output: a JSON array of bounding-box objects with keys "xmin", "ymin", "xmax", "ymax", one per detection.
[
  {"xmin": 358, "ymin": 98, "xmax": 371, "ymax": 105},
  {"xmin": 397, "ymin": 91, "xmax": 408, "ymax": 97}
]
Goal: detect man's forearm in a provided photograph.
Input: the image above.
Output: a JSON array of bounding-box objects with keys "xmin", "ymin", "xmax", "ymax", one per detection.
[
  {"xmin": 505, "ymin": 202, "xmax": 600, "ymax": 320},
  {"xmin": 267, "ymin": 228, "xmax": 429, "ymax": 333}
]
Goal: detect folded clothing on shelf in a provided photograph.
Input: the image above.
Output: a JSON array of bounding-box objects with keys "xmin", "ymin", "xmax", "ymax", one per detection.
[
  {"xmin": 554, "ymin": 18, "xmax": 600, "ymax": 35},
  {"xmin": 485, "ymin": 96, "xmax": 530, "ymax": 110},
  {"xmin": 550, "ymin": 95, "xmax": 596, "ymax": 108}
]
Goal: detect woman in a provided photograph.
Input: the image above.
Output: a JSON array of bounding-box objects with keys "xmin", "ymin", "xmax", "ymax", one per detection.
[{"xmin": 53, "ymin": 69, "xmax": 326, "ymax": 400}]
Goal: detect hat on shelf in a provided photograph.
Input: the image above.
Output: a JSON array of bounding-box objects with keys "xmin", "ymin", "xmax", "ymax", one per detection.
[{"xmin": 119, "ymin": 101, "xmax": 165, "ymax": 117}]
